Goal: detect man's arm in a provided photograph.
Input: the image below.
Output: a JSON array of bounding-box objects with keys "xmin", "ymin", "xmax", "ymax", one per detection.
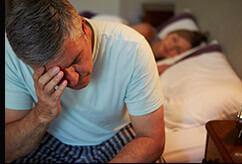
[
  {"xmin": 109, "ymin": 105, "xmax": 165, "ymax": 163},
  {"xmin": 5, "ymin": 66, "xmax": 68, "ymax": 163},
  {"xmin": 5, "ymin": 108, "xmax": 50, "ymax": 163}
]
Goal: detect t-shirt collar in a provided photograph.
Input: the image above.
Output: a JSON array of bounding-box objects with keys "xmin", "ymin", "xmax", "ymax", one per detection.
[{"xmin": 84, "ymin": 18, "xmax": 99, "ymax": 64}]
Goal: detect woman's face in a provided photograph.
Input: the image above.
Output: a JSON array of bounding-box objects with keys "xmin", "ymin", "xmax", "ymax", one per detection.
[{"xmin": 154, "ymin": 33, "xmax": 192, "ymax": 58}]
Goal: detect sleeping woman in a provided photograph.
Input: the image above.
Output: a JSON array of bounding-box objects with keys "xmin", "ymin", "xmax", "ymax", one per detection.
[
  {"xmin": 151, "ymin": 30, "xmax": 208, "ymax": 60},
  {"xmin": 132, "ymin": 24, "xmax": 208, "ymax": 75},
  {"xmin": 151, "ymin": 30, "xmax": 208, "ymax": 74}
]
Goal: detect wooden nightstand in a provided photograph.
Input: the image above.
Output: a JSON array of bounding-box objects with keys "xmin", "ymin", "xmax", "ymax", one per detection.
[{"xmin": 203, "ymin": 120, "xmax": 242, "ymax": 163}]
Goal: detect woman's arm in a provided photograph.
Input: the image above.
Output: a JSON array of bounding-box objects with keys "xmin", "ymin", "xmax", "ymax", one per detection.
[{"xmin": 157, "ymin": 64, "xmax": 171, "ymax": 75}]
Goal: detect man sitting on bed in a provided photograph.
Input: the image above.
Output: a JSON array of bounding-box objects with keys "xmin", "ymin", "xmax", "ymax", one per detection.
[
  {"xmin": 152, "ymin": 29, "xmax": 208, "ymax": 75},
  {"xmin": 5, "ymin": 0, "xmax": 164, "ymax": 163}
]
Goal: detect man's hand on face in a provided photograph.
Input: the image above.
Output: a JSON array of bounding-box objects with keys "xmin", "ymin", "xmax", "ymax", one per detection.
[{"xmin": 32, "ymin": 66, "xmax": 68, "ymax": 123}]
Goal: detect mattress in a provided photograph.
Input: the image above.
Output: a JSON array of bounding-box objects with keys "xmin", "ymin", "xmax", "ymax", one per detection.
[{"xmin": 162, "ymin": 125, "xmax": 207, "ymax": 163}]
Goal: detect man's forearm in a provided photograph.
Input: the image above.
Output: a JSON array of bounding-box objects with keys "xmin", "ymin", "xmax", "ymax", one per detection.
[
  {"xmin": 5, "ymin": 107, "xmax": 51, "ymax": 163},
  {"xmin": 109, "ymin": 137, "xmax": 164, "ymax": 163}
]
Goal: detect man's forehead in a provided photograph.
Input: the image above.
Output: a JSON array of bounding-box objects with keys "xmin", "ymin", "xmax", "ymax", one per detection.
[
  {"xmin": 34, "ymin": 36, "xmax": 85, "ymax": 71},
  {"xmin": 44, "ymin": 40, "xmax": 77, "ymax": 70},
  {"xmin": 41, "ymin": 54, "xmax": 66, "ymax": 71}
]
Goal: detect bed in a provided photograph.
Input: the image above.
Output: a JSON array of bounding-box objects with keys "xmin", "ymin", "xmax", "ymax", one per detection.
[
  {"xmin": 155, "ymin": 8, "xmax": 242, "ymax": 163},
  {"xmin": 79, "ymin": 5, "xmax": 242, "ymax": 163}
]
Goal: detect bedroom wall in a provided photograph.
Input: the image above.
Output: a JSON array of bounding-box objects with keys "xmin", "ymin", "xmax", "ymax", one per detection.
[
  {"xmin": 68, "ymin": 0, "xmax": 121, "ymax": 16},
  {"xmin": 68, "ymin": 0, "xmax": 175, "ymax": 24},
  {"xmin": 120, "ymin": 0, "xmax": 175, "ymax": 24},
  {"xmin": 175, "ymin": 0, "xmax": 242, "ymax": 79}
]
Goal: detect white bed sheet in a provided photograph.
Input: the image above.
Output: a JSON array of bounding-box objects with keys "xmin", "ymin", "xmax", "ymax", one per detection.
[{"xmin": 163, "ymin": 125, "xmax": 207, "ymax": 163}]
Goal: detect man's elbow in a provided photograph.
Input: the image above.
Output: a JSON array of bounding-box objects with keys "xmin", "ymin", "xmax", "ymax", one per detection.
[
  {"xmin": 5, "ymin": 150, "xmax": 15, "ymax": 163},
  {"xmin": 156, "ymin": 128, "xmax": 165, "ymax": 156},
  {"xmin": 159, "ymin": 134, "xmax": 165, "ymax": 155},
  {"xmin": 157, "ymin": 135, "xmax": 165, "ymax": 155}
]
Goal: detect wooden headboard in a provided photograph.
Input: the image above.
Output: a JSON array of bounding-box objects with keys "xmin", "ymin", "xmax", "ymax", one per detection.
[{"xmin": 175, "ymin": 0, "xmax": 242, "ymax": 79}]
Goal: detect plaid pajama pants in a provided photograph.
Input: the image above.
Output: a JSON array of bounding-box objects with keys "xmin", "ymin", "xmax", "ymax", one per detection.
[{"xmin": 13, "ymin": 124, "xmax": 136, "ymax": 163}]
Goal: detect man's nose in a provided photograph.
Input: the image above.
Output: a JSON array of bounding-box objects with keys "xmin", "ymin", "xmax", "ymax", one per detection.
[{"xmin": 64, "ymin": 66, "xmax": 79, "ymax": 86}]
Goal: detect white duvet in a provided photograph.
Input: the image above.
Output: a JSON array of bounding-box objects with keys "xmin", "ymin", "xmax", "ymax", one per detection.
[{"xmin": 159, "ymin": 42, "xmax": 242, "ymax": 163}]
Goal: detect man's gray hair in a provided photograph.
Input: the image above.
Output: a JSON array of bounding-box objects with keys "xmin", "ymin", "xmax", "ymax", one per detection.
[{"xmin": 6, "ymin": 0, "xmax": 84, "ymax": 68}]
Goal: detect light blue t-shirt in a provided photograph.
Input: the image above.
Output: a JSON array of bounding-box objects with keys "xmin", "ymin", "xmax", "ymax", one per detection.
[{"xmin": 5, "ymin": 19, "xmax": 163, "ymax": 145}]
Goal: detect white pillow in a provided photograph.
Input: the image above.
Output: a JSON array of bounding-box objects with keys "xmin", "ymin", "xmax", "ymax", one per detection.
[
  {"xmin": 159, "ymin": 42, "xmax": 242, "ymax": 130},
  {"xmin": 157, "ymin": 11, "xmax": 199, "ymax": 39},
  {"xmin": 79, "ymin": 11, "xmax": 129, "ymax": 25},
  {"xmin": 91, "ymin": 14, "xmax": 129, "ymax": 25}
]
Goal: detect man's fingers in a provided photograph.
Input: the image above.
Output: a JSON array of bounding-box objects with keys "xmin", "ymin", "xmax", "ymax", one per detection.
[
  {"xmin": 38, "ymin": 66, "xmax": 60, "ymax": 88},
  {"xmin": 44, "ymin": 71, "xmax": 64, "ymax": 93},
  {"xmin": 52, "ymin": 80, "xmax": 68, "ymax": 101},
  {"xmin": 32, "ymin": 67, "xmax": 45, "ymax": 81}
]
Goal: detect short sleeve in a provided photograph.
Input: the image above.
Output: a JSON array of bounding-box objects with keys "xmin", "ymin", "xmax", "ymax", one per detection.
[
  {"xmin": 124, "ymin": 39, "xmax": 164, "ymax": 116},
  {"xmin": 5, "ymin": 38, "xmax": 34, "ymax": 110}
]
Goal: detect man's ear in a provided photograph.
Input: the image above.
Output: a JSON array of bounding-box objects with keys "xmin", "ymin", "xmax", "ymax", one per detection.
[{"xmin": 81, "ymin": 17, "xmax": 87, "ymax": 35}]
